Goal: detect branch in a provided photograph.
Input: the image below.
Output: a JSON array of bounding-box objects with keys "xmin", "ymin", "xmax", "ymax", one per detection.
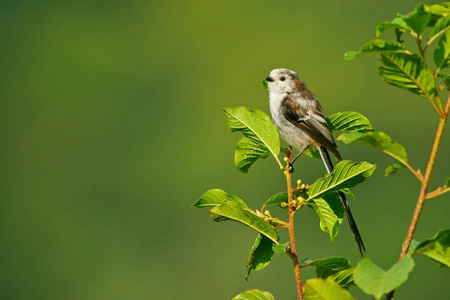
[
  {"xmin": 398, "ymin": 94, "xmax": 450, "ymax": 258},
  {"xmin": 284, "ymin": 147, "xmax": 304, "ymax": 300},
  {"xmin": 387, "ymin": 94, "xmax": 450, "ymax": 300}
]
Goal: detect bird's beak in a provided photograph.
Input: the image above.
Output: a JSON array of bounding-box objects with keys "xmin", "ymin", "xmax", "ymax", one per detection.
[{"xmin": 265, "ymin": 76, "xmax": 274, "ymax": 82}]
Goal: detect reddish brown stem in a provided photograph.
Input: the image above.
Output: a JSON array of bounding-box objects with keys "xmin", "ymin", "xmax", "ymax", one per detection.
[
  {"xmin": 387, "ymin": 95, "xmax": 450, "ymax": 300},
  {"xmin": 284, "ymin": 147, "xmax": 304, "ymax": 300},
  {"xmin": 399, "ymin": 96, "xmax": 449, "ymax": 258}
]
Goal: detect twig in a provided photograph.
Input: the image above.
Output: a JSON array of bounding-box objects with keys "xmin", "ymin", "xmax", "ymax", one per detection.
[
  {"xmin": 292, "ymin": 185, "xmax": 310, "ymax": 194},
  {"xmin": 425, "ymin": 26, "xmax": 450, "ymax": 51},
  {"xmin": 426, "ymin": 186, "xmax": 450, "ymax": 200},
  {"xmin": 386, "ymin": 154, "xmax": 423, "ymax": 182}
]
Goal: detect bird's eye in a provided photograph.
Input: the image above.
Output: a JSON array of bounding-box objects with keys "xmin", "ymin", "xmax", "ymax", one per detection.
[{"xmin": 280, "ymin": 76, "xmax": 286, "ymax": 81}]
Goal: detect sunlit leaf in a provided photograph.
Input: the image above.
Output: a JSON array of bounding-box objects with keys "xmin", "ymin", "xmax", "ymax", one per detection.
[
  {"xmin": 326, "ymin": 111, "xmax": 374, "ymax": 132},
  {"xmin": 307, "ymin": 194, "xmax": 344, "ymax": 241},
  {"xmin": 354, "ymin": 257, "xmax": 415, "ymax": 299},
  {"xmin": 209, "ymin": 201, "xmax": 278, "ymax": 243},
  {"xmin": 307, "ymin": 161, "xmax": 376, "ymax": 201},
  {"xmin": 224, "ymin": 107, "xmax": 280, "ymax": 172},
  {"xmin": 428, "ymin": 3, "xmax": 450, "ymax": 18},
  {"xmin": 235, "ymin": 136, "xmax": 269, "ymax": 173},
  {"xmin": 385, "ymin": 163, "xmax": 406, "ymax": 176},
  {"xmin": 262, "ymin": 192, "xmax": 288, "ymax": 209},
  {"xmin": 338, "ymin": 131, "xmax": 407, "ymax": 162},
  {"xmin": 411, "ymin": 228, "xmax": 450, "ymax": 267},
  {"xmin": 245, "ymin": 234, "xmax": 275, "ymax": 280},
  {"xmin": 232, "ymin": 289, "xmax": 274, "ymax": 300},
  {"xmin": 192, "ymin": 189, "xmax": 247, "ymax": 208},
  {"xmin": 379, "ymin": 53, "xmax": 435, "ymax": 98},
  {"xmin": 345, "ymin": 40, "xmax": 406, "ymax": 61},
  {"xmin": 303, "ymin": 278, "xmax": 355, "ymax": 300}
]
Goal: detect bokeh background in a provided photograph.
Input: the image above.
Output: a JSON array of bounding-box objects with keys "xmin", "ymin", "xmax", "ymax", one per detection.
[{"xmin": 1, "ymin": 0, "xmax": 449, "ymax": 299}]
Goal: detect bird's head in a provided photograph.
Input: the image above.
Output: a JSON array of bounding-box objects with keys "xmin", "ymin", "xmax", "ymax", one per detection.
[{"xmin": 265, "ymin": 68, "xmax": 302, "ymax": 94}]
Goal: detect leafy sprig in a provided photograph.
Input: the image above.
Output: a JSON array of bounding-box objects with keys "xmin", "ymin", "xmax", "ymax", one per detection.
[{"xmin": 346, "ymin": 2, "xmax": 450, "ymax": 299}]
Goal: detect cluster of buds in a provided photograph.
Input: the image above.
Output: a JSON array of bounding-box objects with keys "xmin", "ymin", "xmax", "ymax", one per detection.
[
  {"xmin": 294, "ymin": 179, "xmax": 310, "ymax": 193},
  {"xmin": 255, "ymin": 209, "xmax": 273, "ymax": 223},
  {"xmin": 281, "ymin": 196, "xmax": 306, "ymax": 210},
  {"xmin": 282, "ymin": 157, "xmax": 292, "ymax": 171},
  {"xmin": 292, "ymin": 196, "xmax": 306, "ymax": 208}
]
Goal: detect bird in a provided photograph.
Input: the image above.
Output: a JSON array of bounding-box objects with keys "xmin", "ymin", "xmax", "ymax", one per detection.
[{"xmin": 265, "ymin": 68, "xmax": 365, "ymax": 256}]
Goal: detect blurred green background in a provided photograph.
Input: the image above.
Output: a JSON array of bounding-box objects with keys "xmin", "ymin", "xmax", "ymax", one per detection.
[{"xmin": 1, "ymin": 0, "xmax": 449, "ymax": 299}]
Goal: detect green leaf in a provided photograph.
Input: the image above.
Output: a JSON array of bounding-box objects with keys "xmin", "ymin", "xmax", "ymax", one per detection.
[
  {"xmin": 192, "ymin": 189, "xmax": 248, "ymax": 208},
  {"xmin": 345, "ymin": 40, "xmax": 406, "ymax": 61},
  {"xmin": 245, "ymin": 234, "xmax": 275, "ymax": 280},
  {"xmin": 378, "ymin": 52, "xmax": 435, "ymax": 98},
  {"xmin": 303, "ymin": 278, "xmax": 355, "ymax": 300},
  {"xmin": 272, "ymin": 241, "xmax": 289, "ymax": 253},
  {"xmin": 446, "ymin": 177, "xmax": 450, "ymax": 187},
  {"xmin": 307, "ymin": 161, "xmax": 376, "ymax": 201},
  {"xmin": 402, "ymin": 3, "xmax": 432, "ymax": 35},
  {"xmin": 434, "ymin": 30, "xmax": 450, "ymax": 71},
  {"xmin": 326, "ymin": 111, "xmax": 374, "ymax": 132},
  {"xmin": 385, "ymin": 163, "xmax": 406, "ymax": 176},
  {"xmin": 262, "ymin": 192, "xmax": 288, "ymax": 209},
  {"xmin": 224, "ymin": 107, "xmax": 281, "ymax": 172},
  {"xmin": 235, "ymin": 136, "xmax": 269, "ymax": 173},
  {"xmin": 232, "ymin": 289, "xmax": 274, "ymax": 300},
  {"xmin": 338, "ymin": 131, "xmax": 407, "ymax": 162},
  {"xmin": 376, "ymin": 17, "xmax": 410, "ymax": 38},
  {"xmin": 209, "ymin": 201, "xmax": 278, "ymax": 243},
  {"xmin": 303, "ymin": 256, "xmax": 351, "ymax": 278},
  {"xmin": 428, "ymin": 3, "xmax": 450, "ymax": 18},
  {"xmin": 307, "ymin": 194, "xmax": 344, "ymax": 241},
  {"xmin": 354, "ymin": 256, "xmax": 415, "ymax": 299},
  {"xmin": 430, "ymin": 15, "xmax": 450, "ymax": 40},
  {"xmin": 411, "ymin": 228, "xmax": 450, "ymax": 267},
  {"xmin": 328, "ymin": 268, "xmax": 355, "ymax": 288}
]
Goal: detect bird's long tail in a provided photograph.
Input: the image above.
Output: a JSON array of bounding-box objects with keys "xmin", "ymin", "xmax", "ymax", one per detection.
[{"xmin": 318, "ymin": 146, "xmax": 366, "ymax": 256}]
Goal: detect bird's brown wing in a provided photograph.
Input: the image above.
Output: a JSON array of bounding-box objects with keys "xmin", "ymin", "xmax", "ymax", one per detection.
[{"xmin": 281, "ymin": 96, "xmax": 341, "ymax": 160}]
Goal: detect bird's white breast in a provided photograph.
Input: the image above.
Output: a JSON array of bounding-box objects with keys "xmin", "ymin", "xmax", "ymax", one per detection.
[{"xmin": 269, "ymin": 91, "xmax": 313, "ymax": 149}]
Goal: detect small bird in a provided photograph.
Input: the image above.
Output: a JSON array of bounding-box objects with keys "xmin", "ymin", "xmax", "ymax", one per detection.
[{"xmin": 265, "ymin": 68, "xmax": 365, "ymax": 255}]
